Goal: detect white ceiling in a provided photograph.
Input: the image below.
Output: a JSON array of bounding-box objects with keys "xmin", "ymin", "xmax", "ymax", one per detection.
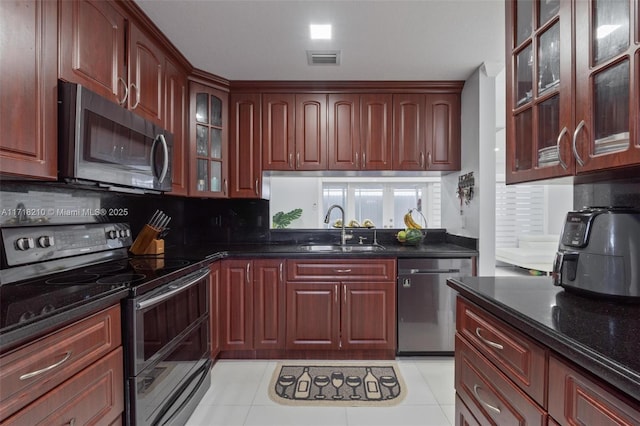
[{"xmin": 134, "ymin": 0, "xmax": 506, "ymax": 81}]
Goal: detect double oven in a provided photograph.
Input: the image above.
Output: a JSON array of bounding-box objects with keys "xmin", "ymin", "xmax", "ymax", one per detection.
[{"xmin": 0, "ymin": 222, "xmax": 211, "ymax": 425}]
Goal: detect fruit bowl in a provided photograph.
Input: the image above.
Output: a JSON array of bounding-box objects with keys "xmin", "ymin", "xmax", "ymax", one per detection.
[{"xmin": 396, "ymin": 229, "xmax": 426, "ymax": 246}]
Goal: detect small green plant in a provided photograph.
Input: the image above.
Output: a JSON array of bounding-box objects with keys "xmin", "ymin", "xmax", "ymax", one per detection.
[{"xmin": 272, "ymin": 208, "xmax": 303, "ymax": 229}]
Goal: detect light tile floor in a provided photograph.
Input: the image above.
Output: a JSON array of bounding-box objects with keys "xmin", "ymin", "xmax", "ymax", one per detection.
[{"xmin": 186, "ymin": 357, "xmax": 455, "ymax": 426}]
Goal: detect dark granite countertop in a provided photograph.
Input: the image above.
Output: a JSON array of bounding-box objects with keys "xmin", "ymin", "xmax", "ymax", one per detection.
[
  {"xmin": 1, "ymin": 237, "xmax": 476, "ymax": 353},
  {"xmin": 447, "ymin": 276, "xmax": 640, "ymax": 404},
  {"xmin": 0, "ymin": 286, "xmax": 129, "ymax": 353}
]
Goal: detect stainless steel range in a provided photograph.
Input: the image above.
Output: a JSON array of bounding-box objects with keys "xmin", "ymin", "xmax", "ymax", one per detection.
[{"xmin": 0, "ymin": 222, "xmax": 211, "ymax": 426}]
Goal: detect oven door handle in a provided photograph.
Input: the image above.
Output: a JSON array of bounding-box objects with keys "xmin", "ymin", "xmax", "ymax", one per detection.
[{"xmin": 136, "ymin": 268, "xmax": 209, "ymax": 310}]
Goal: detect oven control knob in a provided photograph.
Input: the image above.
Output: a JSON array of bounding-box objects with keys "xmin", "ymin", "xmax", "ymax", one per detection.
[
  {"xmin": 118, "ymin": 230, "xmax": 126, "ymax": 238},
  {"xmin": 16, "ymin": 237, "xmax": 35, "ymax": 251},
  {"xmin": 37, "ymin": 235, "xmax": 55, "ymax": 248},
  {"xmin": 107, "ymin": 230, "xmax": 118, "ymax": 239},
  {"xmin": 124, "ymin": 229, "xmax": 131, "ymax": 237}
]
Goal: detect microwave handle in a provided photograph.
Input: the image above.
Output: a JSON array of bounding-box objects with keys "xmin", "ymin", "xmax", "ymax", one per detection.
[{"xmin": 151, "ymin": 134, "xmax": 169, "ymax": 184}]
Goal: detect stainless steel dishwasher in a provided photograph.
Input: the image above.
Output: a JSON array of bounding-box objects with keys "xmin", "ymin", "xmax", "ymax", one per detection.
[{"xmin": 397, "ymin": 258, "xmax": 473, "ymax": 354}]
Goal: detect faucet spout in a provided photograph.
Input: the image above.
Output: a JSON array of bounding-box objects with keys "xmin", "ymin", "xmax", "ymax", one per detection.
[{"xmin": 324, "ymin": 204, "xmax": 351, "ymax": 246}]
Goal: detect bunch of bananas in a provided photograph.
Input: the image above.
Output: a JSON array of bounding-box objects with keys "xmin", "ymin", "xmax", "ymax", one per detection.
[{"xmin": 403, "ymin": 209, "xmax": 423, "ymax": 230}]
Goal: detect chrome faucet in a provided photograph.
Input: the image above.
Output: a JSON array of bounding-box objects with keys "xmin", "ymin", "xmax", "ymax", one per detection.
[{"xmin": 324, "ymin": 204, "xmax": 352, "ymax": 246}]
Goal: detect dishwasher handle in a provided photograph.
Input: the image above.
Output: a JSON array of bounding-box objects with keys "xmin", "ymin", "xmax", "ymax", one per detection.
[{"xmin": 399, "ymin": 268, "xmax": 461, "ymax": 275}]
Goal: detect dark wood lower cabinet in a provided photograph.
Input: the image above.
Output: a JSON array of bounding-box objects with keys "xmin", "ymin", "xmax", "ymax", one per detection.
[
  {"xmin": 455, "ymin": 334, "xmax": 546, "ymax": 425},
  {"xmin": 285, "ymin": 282, "xmax": 341, "ymax": 350},
  {"xmin": 2, "ymin": 348, "xmax": 124, "ymax": 426},
  {"xmin": 285, "ymin": 259, "xmax": 396, "ymax": 355},
  {"xmin": 548, "ymin": 355, "xmax": 640, "ymax": 425},
  {"xmin": 0, "ymin": 305, "xmax": 123, "ymax": 424},
  {"xmin": 210, "ymin": 261, "xmax": 221, "ymax": 359},
  {"xmin": 455, "ymin": 297, "xmax": 640, "ymax": 426},
  {"xmin": 220, "ymin": 259, "xmax": 286, "ymax": 356},
  {"xmin": 454, "ymin": 394, "xmax": 482, "ymax": 426}
]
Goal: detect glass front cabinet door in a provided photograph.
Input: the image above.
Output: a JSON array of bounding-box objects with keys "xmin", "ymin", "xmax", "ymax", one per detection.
[
  {"xmin": 190, "ymin": 82, "xmax": 228, "ymax": 197},
  {"xmin": 506, "ymin": 0, "xmax": 640, "ymax": 184},
  {"xmin": 506, "ymin": 0, "xmax": 573, "ymax": 184},
  {"xmin": 573, "ymin": 0, "xmax": 640, "ymax": 173}
]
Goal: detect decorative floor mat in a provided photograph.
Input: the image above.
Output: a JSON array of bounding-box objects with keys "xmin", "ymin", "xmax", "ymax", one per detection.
[{"xmin": 269, "ymin": 361, "xmax": 406, "ymax": 406}]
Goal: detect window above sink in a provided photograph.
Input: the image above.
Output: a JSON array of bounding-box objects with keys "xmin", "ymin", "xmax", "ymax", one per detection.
[{"xmin": 269, "ymin": 176, "xmax": 441, "ymax": 229}]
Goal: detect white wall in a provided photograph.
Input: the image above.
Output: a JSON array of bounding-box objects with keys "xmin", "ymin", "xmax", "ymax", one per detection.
[
  {"xmin": 545, "ymin": 185, "xmax": 573, "ymax": 235},
  {"xmin": 269, "ymin": 177, "xmax": 322, "ymax": 228},
  {"xmin": 442, "ymin": 64, "xmax": 498, "ymax": 275}
]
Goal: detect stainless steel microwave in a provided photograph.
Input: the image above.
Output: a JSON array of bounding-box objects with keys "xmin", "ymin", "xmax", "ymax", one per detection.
[{"xmin": 58, "ymin": 81, "xmax": 173, "ymax": 192}]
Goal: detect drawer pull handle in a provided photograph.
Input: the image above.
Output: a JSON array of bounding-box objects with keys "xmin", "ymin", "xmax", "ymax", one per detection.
[
  {"xmin": 20, "ymin": 351, "xmax": 72, "ymax": 380},
  {"xmin": 475, "ymin": 328, "xmax": 504, "ymax": 350},
  {"xmin": 66, "ymin": 418, "xmax": 77, "ymax": 426},
  {"xmin": 334, "ymin": 269, "xmax": 352, "ymax": 273},
  {"xmin": 473, "ymin": 384, "xmax": 501, "ymax": 414}
]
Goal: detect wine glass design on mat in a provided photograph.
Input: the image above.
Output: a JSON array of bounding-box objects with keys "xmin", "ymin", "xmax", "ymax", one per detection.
[{"xmin": 276, "ymin": 365, "xmax": 400, "ymax": 400}]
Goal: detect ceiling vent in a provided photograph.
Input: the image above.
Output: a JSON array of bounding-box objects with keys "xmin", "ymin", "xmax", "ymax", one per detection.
[{"xmin": 307, "ymin": 50, "xmax": 341, "ymax": 66}]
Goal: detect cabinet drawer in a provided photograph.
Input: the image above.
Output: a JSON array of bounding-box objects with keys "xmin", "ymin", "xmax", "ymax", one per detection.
[
  {"xmin": 1, "ymin": 347, "xmax": 124, "ymax": 426},
  {"xmin": 456, "ymin": 297, "xmax": 547, "ymax": 407},
  {"xmin": 548, "ymin": 355, "xmax": 640, "ymax": 425},
  {"xmin": 455, "ymin": 334, "xmax": 546, "ymax": 426},
  {"xmin": 287, "ymin": 259, "xmax": 396, "ymax": 281},
  {"xmin": 0, "ymin": 305, "xmax": 121, "ymax": 420}
]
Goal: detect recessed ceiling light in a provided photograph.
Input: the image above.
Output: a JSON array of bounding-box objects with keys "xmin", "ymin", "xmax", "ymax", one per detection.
[{"xmin": 310, "ymin": 24, "xmax": 332, "ymax": 40}]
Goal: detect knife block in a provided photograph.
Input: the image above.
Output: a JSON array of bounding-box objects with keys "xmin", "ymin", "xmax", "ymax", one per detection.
[
  {"xmin": 130, "ymin": 224, "xmax": 162, "ymax": 255},
  {"xmin": 143, "ymin": 239, "xmax": 164, "ymax": 255}
]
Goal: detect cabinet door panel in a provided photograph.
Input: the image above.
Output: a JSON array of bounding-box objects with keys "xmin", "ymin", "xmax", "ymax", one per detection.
[
  {"xmin": 393, "ymin": 94, "xmax": 425, "ymax": 170},
  {"xmin": 128, "ymin": 23, "xmax": 163, "ymax": 124},
  {"xmin": 230, "ymin": 93, "xmax": 261, "ymax": 198},
  {"xmin": 164, "ymin": 58, "xmax": 188, "ymax": 196},
  {"xmin": 456, "ymin": 297, "xmax": 547, "ymax": 407},
  {"xmin": 361, "ymin": 94, "xmax": 393, "ymax": 170},
  {"xmin": 0, "ymin": 305, "xmax": 121, "ymax": 420},
  {"xmin": 455, "ymin": 335, "xmax": 546, "ymax": 426},
  {"xmin": 295, "ymin": 94, "xmax": 327, "ymax": 170},
  {"xmin": 262, "ymin": 94, "xmax": 295, "ymax": 170},
  {"xmin": 253, "ymin": 260, "xmax": 285, "ymax": 350},
  {"xmin": 342, "ymin": 282, "xmax": 395, "ymax": 350},
  {"xmin": 426, "ymin": 94, "xmax": 460, "ymax": 171},
  {"xmin": 2, "ymin": 348, "xmax": 124, "ymax": 426},
  {"xmin": 285, "ymin": 282, "xmax": 340, "ymax": 350},
  {"xmin": 328, "ymin": 94, "xmax": 360, "ymax": 170},
  {"xmin": 0, "ymin": 0, "xmax": 57, "ymax": 179},
  {"xmin": 58, "ymin": 0, "xmax": 126, "ymax": 103},
  {"xmin": 548, "ymin": 355, "xmax": 640, "ymax": 425},
  {"xmin": 221, "ymin": 260, "xmax": 253, "ymax": 350}
]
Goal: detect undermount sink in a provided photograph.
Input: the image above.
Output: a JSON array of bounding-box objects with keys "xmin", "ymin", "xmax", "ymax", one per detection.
[{"xmin": 298, "ymin": 244, "xmax": 385, "ymax": 252}]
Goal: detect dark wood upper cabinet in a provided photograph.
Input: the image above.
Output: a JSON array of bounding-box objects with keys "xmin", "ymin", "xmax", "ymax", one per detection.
[
  {"xmin": 0, "ymin": 0, "xmax": 58, "ymax": 180},
  {"xmin": 230, "ymin": 93, "xmax": 262, "ymax": 198},
  {"xmin": 361, "ymin": 94, "xmax": 393, "ymax": 170},
  {"xmin": 425, "ymin": 93, "xmax": 461, "ymax": 171},
  {"xmin": 58, "ymin": 0, "xmax": 127, "ymax": 104},
  {"xmin": 573, "ymin": 0, "xmax": 640, "ymax": 174},
  {"xmin": 164, "ymin": 58, "xmax": 188, "ymax": 196},
  {"xmin": 295, "ymin": 94, "xmax": 327, "ymax": 170},
  {"xmin": 189, "ymin": 82, "xmax": 229, "ymax": 198},
  {"xmin": 262, "ymin": 93, "xmax": 295, "ymax": 170},
  {"xmin": 506, "ymin": 0, "xmax": 640, "ymax": 184},
  {"xmin": 393, "ymin": 93, "xmax": 460, "ymax": 171},
  {"xmin": 127, "ymin": 21, "xmax": 163, "ymax": 125},
  {"xmin": 393, "ymin": 94, "xmax": 426, "ymax": 170},
  {"xmin": 328, "ymin": 94, "xmax": 361, "ymax": 170}
]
